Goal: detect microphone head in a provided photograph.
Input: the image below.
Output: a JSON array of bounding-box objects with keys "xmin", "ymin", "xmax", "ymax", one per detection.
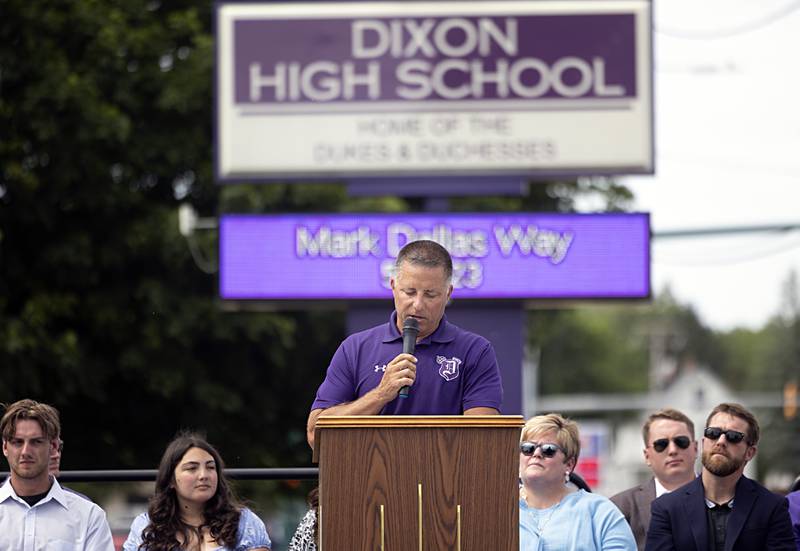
[{"xmin": 402, "ymin": 317, "xmax": 419, "ymax": 333}]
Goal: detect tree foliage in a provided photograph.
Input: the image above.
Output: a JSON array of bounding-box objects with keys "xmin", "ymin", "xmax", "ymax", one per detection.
[
  {"xmin": 530, "ymin": 283, "xmax": 800, "ymax": 480},
  {"xmin": 0, "ymin": 1, "xmax": 635, "ymax": 473},
  {"xmin": 0, "ymin": 0, "xmax": 327, "ymax": 469},
  {"xmin": 737, "ymin": 271, "xmax": 800, "ymax": 478},
  {"xmin": 531, "ymin": 281, "xmax": 798, "ymax": 397},
  {"xmin": 531, "ymin": 307, "xmax": 649, "ymax": 394},
  {"xmin": 4, "ymin": 2, "xmax": 797, "ymax": 489}
]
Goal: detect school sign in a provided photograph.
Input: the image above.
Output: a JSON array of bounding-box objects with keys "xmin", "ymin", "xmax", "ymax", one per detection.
[{"xmin": 215, "ymin": 1, "xmax": 653, "ymax": 180}]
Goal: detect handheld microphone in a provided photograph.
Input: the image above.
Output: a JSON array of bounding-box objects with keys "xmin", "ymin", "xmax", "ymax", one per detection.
[{"xmin": 398, "ymin": 317, "xmax": 419, "ymax": 398}]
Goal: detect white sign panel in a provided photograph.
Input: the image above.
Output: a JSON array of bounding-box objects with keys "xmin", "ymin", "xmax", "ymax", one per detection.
[{"xmin": 215, "ymin": 1, "xmax": 653, "ymax": 180}]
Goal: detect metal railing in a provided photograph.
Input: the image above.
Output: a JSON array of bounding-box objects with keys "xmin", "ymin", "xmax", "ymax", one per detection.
[
  {"xmin": 0, "ymin": 468, "xmax": 319, "ymax": 482},
  {"xmin": 1, "ymin": 468, "xmax": 597, "ymax": 491}
]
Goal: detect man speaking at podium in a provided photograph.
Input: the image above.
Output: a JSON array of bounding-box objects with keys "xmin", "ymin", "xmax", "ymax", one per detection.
[{"xmin": 306, "ymin": 239, "xmax": 502, "ymax": 447}]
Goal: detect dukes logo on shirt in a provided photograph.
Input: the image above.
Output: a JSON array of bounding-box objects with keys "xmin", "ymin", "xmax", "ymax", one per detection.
[{"xmin": 436, "ymin": 356, "xmax": 462, "ymax": 381}]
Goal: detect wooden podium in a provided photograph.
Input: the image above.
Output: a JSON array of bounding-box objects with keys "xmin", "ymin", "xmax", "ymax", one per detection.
[{"xmin": 313, "ymin": 415, "xmax": 523, "ymax": 550}]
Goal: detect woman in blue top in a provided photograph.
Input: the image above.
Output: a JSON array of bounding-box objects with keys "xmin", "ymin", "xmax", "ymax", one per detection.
[
  {"xmin": 124, "ymin": 432, "xmax": 271, "ymax": 551},
  {"xmin": 519, "ymin": 414, "xmax": 635, "ymax": 551}
]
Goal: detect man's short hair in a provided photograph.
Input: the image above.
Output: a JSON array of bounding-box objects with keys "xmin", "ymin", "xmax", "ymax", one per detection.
[
  {"xmin": 395, "ymin": 240, "xmax": 453, "ymax": 282},
  {"xmin": 642, "ymin": 408, "xmax": 695, "ymax": 445},
  {"xmin": 0, "ymin": 399, "xmax": 61, "ymax": 442},
  {"xmin": 705, "ymin": 402, "xmax": 760, "ymax": 446}
]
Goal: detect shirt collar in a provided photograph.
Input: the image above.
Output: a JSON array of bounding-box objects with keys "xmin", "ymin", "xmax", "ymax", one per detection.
[
  {"xmin": 383, "ymin": 311, "xmax": 456, "ymax": 344},
  {"xmin": 47, "ymin": 478, "xmax": 69, "ymax": 508},
  {"xmin": 0, "ymin": 476, "xmax": 68, "ymax": 509},
  {"xmin": 705, "ymin": 497, "xmax": 734, "ymax": 509},
  {"xmin": 654, "ymin": 477, "xmax": 670, "ymax": 498},
  {"xmin": 0, "ymin": 478, "xmax": 13, "ymax": 503}
]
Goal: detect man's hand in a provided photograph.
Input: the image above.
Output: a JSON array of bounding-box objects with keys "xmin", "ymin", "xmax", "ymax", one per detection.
[
  {"xmin": 374, "ymin": 352, "xmax": 417, "ymax": 402},
  {"xmin": 306, "ymin": 352, "xmax": 418, "ymax": 448}
]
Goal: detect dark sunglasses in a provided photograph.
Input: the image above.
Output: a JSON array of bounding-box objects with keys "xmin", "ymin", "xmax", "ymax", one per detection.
[
  {"xmin": 520, "ymin": 441, "xmax": 563, "ymax": 458},
  {"xmin": 651, "ymin": 436, "xmax": 691, "ymax": 453},
  {"xmin": 704, "ymin": 427, "xmax": 746, "ymax": 444}
]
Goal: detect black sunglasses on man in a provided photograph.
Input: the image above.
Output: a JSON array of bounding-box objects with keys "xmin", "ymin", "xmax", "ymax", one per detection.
[
  {"xmin": 651, "ymin": 435, "xmax": 691, "ymax": 453},
  {"xmin": 703, "ymin": 426, "xmax": 746, "ymax": 444}
]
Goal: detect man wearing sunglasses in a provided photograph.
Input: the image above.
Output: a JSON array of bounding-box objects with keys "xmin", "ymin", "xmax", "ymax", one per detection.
[
  {"xmin": 645, "ymin": 402, "xmax": 794, "ymax": 551},
  {"xmin": 611, "ymin": 408, "xmax": 698, "ymax": 550}
]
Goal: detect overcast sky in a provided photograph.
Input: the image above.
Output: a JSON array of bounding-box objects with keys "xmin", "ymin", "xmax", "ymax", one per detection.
[{"xmin": 620, "ymin": 0, "xmax": 800, "ymax": 331}]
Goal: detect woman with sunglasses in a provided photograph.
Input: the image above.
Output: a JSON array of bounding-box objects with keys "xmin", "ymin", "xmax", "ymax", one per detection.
[
  {"xmin": 519, "ymin": 413, "xmax": 635, "ymax": 551},
  {"xmin": 123, "ymin": 432, "xmax": 271, "ymax": 551}
]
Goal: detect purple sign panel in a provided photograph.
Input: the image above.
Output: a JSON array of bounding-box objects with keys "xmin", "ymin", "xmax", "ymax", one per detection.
[
  {"xmin": 220, "ymin": 213, "xmax": 650, "ymax": 300},
  {"xmin": 235, "ymin": 14, "xmax": 637, "ymax": 104}
]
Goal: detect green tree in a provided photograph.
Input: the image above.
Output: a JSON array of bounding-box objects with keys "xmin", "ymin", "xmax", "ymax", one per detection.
[
  {"xmin": 751, "ymin": 270, "xmax": 800, "ymax": 479},
  {"xmin": 0, "ymin": 0, "xmax": 327, "ymax": 470},
  {"xmin": 531, "ymin": 306, "xmax": 649, "ymax": 394},
  {"xmin": 0, "ymin": 1, "xmax": 636, "ymax": 476}
]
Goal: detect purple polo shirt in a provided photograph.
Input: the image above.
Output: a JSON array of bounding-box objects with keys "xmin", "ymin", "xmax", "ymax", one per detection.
[
  {"xmin": 788, "ymin": 490, "xmax": 800, "ymax": 551},
  {"xmin": 311, "ymin": 312, "xmax": 503, "ymax": 415}
]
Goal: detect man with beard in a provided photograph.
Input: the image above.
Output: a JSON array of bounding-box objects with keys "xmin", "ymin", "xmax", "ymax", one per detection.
[
  {"xmin": 0, "ymin": 399, "xmax": 114, "ymax": 550},
  {"xmin": 611, "ymin": 408, "xmax": 698, "ymax": 550},
  {"xmin": 645, "ymin": 402, "xmax": 794, "ymax": 551}
]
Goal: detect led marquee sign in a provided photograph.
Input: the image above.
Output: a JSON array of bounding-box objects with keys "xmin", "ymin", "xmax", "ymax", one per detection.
[
  {"xmin": 215, "ymin": 1, "xmax": 653, "ymax": 180},
  {"xmin": 219, "ymin": 213, "xmax": 650, "ymax": 300}
]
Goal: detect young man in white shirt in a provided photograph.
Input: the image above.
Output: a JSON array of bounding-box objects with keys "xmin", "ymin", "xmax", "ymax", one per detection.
[{"xmin": 0, "ymin": 399, "xmax": 114, "ymax": 551}]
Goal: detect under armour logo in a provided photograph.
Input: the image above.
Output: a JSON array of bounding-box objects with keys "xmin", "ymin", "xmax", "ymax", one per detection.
[{"xmin": 374, "ymin": 364, "xmax": 387, "ymax": 372}]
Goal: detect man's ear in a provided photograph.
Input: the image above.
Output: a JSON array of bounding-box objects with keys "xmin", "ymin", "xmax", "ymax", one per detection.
[{"xmin": 744, "ymin": 444, "xmax": 757, "ymax": 462}]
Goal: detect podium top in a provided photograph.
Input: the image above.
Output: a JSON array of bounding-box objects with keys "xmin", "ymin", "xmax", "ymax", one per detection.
[
  {"xmin": 316, "ymin": 415, "xmax": 524, "ymax": 429},
  {"xmin": 313, "ymin": 415, "xmax": 524, "ymax": 462}
]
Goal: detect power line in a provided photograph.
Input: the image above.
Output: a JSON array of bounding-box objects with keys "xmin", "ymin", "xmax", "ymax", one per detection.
[
  {"xmin": 653, "ymin": 223, "xmax": 800, "ymax": 239},
  {"xmin": 654, "ymin": 238, "xmax": 800, "ymax": 268},
  {"xmin": 655, "ymin": 0, "xmax": 800, "ymax": 40},
  {"xmin": 651, "ymin": 223, "xmax": 800, "ymax": 267}
]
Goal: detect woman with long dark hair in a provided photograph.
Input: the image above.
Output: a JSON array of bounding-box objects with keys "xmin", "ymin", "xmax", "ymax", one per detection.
[{"xmin": 123, "ymin": 432, "xmax": 271, "ymax": 551}]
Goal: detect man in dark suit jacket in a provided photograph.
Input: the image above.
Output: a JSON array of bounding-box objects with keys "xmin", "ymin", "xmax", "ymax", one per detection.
[
  {"xmin": 611, "ymin": 408, "xmax": 698, "ymax": 550},
  {"xmin": 645, "ymin": 402, "xmax": 794, "ymax": 551}
]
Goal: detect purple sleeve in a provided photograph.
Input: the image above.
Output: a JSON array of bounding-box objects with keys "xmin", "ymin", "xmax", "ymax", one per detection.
[
  {"xmin": 767, "ymin": 496, "xmax": 797, "ymax": 551},
  {"xmin": 788, "ymin": 491, "xmax": 800, "ymax": 551},
  {"xmin": 311, "ymin": 340, "xmax": 357, "ymax": 411},
  {"xmin": 461, "ymin": 340, "xmax": 503, "ymax": 412}
]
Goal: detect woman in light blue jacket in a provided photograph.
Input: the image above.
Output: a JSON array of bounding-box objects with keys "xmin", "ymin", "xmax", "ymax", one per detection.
[{"xmin": 519, "ymin": 414, "xmax": 636, "ymax": 551}]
